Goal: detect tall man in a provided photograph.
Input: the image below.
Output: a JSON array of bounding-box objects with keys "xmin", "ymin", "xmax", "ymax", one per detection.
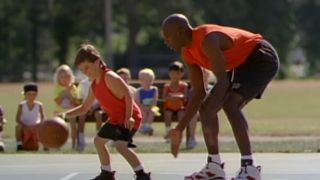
[{"xmin": 162, "ymin": 13, "xmax": 279, "ymax": 180}]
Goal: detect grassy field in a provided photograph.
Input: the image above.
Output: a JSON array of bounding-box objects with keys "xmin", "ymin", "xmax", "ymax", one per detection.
[{"xmin": 1, "ymin": 80, "xmax": 320, "ymax": 153}]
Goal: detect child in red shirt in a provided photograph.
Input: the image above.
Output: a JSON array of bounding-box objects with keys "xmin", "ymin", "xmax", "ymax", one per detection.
[{"xmin": 60, "ymin": 43, "xmax": 151, "ymax": 180}]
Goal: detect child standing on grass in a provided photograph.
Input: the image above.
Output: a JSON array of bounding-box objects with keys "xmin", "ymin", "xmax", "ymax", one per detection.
[
  {"xmin": 15, "ymin": 83, "xmax": 45, "ymax": 151},
  {"xmin": 59, "ymin": 43, "xmax": 151, "ymax": 180},
  {"xmin": 53, "ymin": 64, "xmax": 82, "ymax": 150},
  {"xmin": 135, "ymin": 68, "xmax": 158, "ymax": 136},
  {"xmin": 163, "ymin": 61, "xmax": 188, "ymax": 142},
  {"xmin": 0, "ymin": 105, "xmax": 6, "ymax": 152}
]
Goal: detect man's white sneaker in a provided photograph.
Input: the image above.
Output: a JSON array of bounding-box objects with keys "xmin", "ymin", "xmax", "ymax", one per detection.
[
  {"xmin": 231, "ymin": 165, "xmax": 261, "ymax": 180},
  {"xmin": 184, "ymin": 162, "xmax": 226, "ymax": 180}
]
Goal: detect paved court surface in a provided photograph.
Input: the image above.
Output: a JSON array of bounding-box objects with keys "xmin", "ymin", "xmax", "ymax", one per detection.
[{"xmin": 0, "ymin": 153, "xmax": 319, "ymax": 180}]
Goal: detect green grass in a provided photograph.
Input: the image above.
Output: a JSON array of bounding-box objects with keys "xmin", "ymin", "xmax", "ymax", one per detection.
[{"xmin": 1, "ymin": 80, "xmax": 320, "ymax": 153}]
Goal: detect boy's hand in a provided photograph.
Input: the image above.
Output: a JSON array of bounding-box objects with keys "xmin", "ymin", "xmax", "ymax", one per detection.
[
  {"xmin": 125, "ymin": 118, "xmax": 135, "ymax": 130},
  {"xmin": 170, "ymin": 127, "xmax": 182, "ymax": 158}
]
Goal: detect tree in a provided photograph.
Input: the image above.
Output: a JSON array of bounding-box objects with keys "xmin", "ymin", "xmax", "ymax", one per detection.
[{"xmin": 295, "ymin": 0, "xmax": 320, "ymax": 75}]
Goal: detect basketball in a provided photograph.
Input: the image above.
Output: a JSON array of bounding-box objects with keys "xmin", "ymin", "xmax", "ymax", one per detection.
[{"xmin": 38, "ymin": 117, "xmax": 69, "ymax": 149}]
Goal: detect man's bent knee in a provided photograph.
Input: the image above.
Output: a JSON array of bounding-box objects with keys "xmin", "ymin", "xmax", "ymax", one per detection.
[{"xmin": 223, "ymin": 93, "xmax": 246, "ymax": 112}]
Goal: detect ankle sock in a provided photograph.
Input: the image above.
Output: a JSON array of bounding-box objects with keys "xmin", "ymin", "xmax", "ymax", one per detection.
[
  {"xmin": 101, "ymin": 165, "xmax": 111, "ymax": 171},
  {"xmin": 208, "ymin": 154, "xmax": 221, "ymax": 164},
  {"xmin": 241, "ymin": 155, "xmax": 253, "ymax": 166}
]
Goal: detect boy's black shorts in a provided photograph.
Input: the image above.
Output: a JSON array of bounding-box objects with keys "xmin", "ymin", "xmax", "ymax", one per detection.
[
  {"xmin": 97, "ymin": 123, "xmax": 137, "ymax": 148},
  {"xmin": 227, "ymin": 40, "xmax": 280, "ymax": 100}
]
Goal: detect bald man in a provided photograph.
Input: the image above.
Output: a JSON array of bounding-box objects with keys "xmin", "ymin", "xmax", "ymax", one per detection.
[{"xmin": 162, "ymin": 13, "xmax": 279, "ymax": 180}]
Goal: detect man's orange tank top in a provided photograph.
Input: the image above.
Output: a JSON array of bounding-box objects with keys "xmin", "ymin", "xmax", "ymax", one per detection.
[
  {"xmin": 182, "ymin": 24, "xmax": 263, "ymax": 70},
  {"xmin": 91, "ymin": 68, "xmax": 142, "ymax": 130}
]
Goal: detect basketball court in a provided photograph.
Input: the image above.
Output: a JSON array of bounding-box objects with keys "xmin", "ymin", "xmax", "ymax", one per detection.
[{"xmin": 0, "ymin": 153, "xmax": 319, "ymax": 180}]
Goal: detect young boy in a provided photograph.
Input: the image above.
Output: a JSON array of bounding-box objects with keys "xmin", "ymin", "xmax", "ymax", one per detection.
[
  {"xmin": 15, "ymin": 83, "xmax": 45, "ymax": 151},
  {"xmin": 162, "ymin": 61, "xmax": 188, "ymax": 142},
  {"xmin": 59, "ymin": 43, "xmax": 151, "ymax": 180}
]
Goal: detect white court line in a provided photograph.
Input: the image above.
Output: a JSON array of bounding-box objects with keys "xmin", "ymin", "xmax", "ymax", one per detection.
[{"xmin": 60, "ymin": 172, "xmax": 79, "ymax": 180}]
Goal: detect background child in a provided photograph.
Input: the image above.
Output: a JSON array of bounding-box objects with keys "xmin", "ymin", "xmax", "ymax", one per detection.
[
  {"xmin": 116, "ymin": 67, "xmax": 136, "ymax": 95},
  {"xmin": 0, "ymin": 105, "xmax": 6, "ymax": 152},
  {"xmin": 162, "ymin": 61, "xmax": 188, "ymax": 142},
  {"xmin": 135, "ymin": 68, "xmax": 158, "ymax": 136},
  {"xmin": 15, "ymin": 83, "xmax": 45, "ymax": 151},
  {"xmin": 60, "ymin": 43, "xmax": 151, "ymax": 179},
  {"xmin": 53, "ymin": 64, "xmax": 82, "ymax": 150},
  {"xmin": 78, "ymin": 77, "xmax": 105, "ymax": 132}
]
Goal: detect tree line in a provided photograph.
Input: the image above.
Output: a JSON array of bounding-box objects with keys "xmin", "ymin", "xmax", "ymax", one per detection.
[{"xmin": 0, "ymin": 0, "xmax": 319, "ymax": 81}]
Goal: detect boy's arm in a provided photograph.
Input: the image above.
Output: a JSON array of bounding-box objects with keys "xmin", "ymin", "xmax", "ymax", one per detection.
[
  {"xmin": 54, "ymin": 87, "xmax": 64, "ymax": 105},
  {"xmin": 39, "ymin": 103, "xmax": 45, "ymax": 122},
  {"xmin": 162, "ymin": 84, "xmax": 169, "ymax": 100},
  {"xmin": 15, "ymin": 104, "xmax": 23, "ymax": 126},
  {"xmin": 63, "ymin": 88, "xmax": 95, "ymax": 118},
  {"xmin": 0, "ymin": 107, "xmax": 3, "ymax": 123},
  {"xmin": 134, "ymin": 89, "xmax": 141, "ymax": 107},
  {"xmin": 152, "ymin": 86, "xmax": 159, "ymax": 107},
  {"xmin": 105, "ymin": 72, "xmax": 135, "ymax": 130}
]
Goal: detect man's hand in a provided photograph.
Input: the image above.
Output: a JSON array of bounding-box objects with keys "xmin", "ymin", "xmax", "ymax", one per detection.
[{"xmin": 170, "ymin": 127, "xmax": 182, "ymax": 158}]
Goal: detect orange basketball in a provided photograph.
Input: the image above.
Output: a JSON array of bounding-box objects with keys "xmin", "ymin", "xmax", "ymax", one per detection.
[{"xmin": 38, "ymin": 117, "xmax": 69, "ymax": 149}]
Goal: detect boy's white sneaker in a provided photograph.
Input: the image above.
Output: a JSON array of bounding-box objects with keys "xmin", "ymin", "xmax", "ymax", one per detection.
[
  {"xmin": 231, "ymin": 165, "xmax": 261, "ymax": 180},
  {"xmin": 184, "ymin": 162, "xmax": 226, "ymax": 180}
]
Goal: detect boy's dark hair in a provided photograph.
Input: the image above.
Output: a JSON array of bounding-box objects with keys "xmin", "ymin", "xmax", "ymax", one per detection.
[
  {"xmin": 74, "ymin": 43, "xmax": 103, "ymax": 67},
  {"xmin": 23, "ymin": 83, "xmax": 38, "ymax": 93},
  {"xmin": 169, "ymin": 61, "xmax": 184, "ymax": 72}
]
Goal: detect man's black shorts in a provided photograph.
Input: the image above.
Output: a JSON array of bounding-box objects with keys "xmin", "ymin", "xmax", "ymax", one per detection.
[
  {"xmin": 97, "ymin": 123, "xmax": 136, "ymax": 147},
  {"xmin": 227, "ymin": 40, "xmax": 280, "ymax": 100}
]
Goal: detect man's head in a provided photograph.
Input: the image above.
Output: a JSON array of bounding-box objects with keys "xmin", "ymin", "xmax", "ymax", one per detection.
[{"xmin": 162, "ymin": 13, "xmax": 192, "ymax": 52}]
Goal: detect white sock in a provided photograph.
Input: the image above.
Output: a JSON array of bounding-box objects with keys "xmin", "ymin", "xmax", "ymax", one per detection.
[
  {"xmin": 133, "ymin": 165, "xmax": 144, "ymax": 171},
  {"xmin": 17, "ymin": 141, "xmax": 22, "ymax": 145},
  {"xmin": 241, "ymin": 155, "xmax": 253, "ymax": 160},
  {"xmin": 208, "ymin": 154, "xmax": 221, "ymax": 164},
  {"xmin": 101, "ymin": 165, "xmax": 111, "ymax": 171},
  {"xmin": 0, "ymin": 141, "xmax": 4, "ymax": 147}
]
